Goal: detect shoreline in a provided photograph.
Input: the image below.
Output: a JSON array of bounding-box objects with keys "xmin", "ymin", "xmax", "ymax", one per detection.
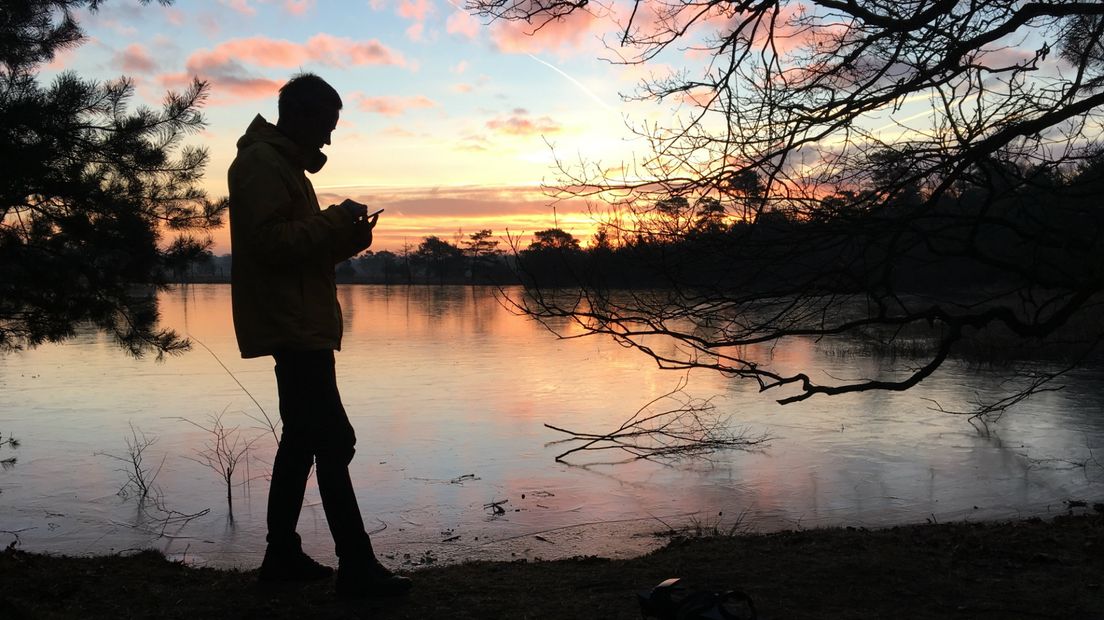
[{"xmin": 3, "ymin": 510, "xmax": 1101, "ymax": 618}]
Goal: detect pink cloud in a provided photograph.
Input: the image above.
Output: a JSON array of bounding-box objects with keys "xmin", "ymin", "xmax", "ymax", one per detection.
[
  {"xmin": 380, "ymin": 126, "xmax": 418, "ymax": 138},
  {"xmin": 165, "ymin": 34, "xmax": 419, "ymax": 104},
  {"xmin": 451, "ymin": 60, "xmax": 469, "ymax": 74},
  {"xmin": 159, "ymin": 70, "xmax": 281, "ymax": 102},
  {"xmin": 91, "ymin": 17, "xmax": 137, "ymax": 37},
  {"xmin": 486, "ymin": 110, "xmax": 561, "ymax": 136},
  {"xmin": 284, "ymin": 0, "xmax": 315, "ymax": 15},
  {"xmin": 356, "ymin": 94, "xmax": 437, "ymax": 116},
  {"xmin": 697, "ymin": 3, "xmax": 840, "ymax": 58},
  {"xmin": 46, "ymin": 42, "xmax": 82, "ymax": 70},
  {"xmin": 489, "ymin": 7, "xmax": 600, "ymax": 54},
  {"xmin": 616, "ymin": 61, "xmax": 674, "ymax": 83},
  {"xmin": 221, "ymin": 0, "xmax": 256, "ymax": 16},
  {"xmin": 446, "ymin": 10, "xmax": 480, "ymax": 39},
  {"xmin": 452, "ymin": 83, "xmax": 474, "ymax": 93},
  {"xmin": 975, "ymin": 46, "xmax": 1038, "ymax": 68},
  {"xmin": 185, "ymin": 35, "xmax": 407, "ymax": 75},
  {"xmin": 198, "ymin": 14, "xmax": 221, "ymax": 37},
  {"xmin": 675, "ymin": 88, "xmax": 717, "ymax": 109},
  {"xmin": 457, "ymin": 135, "xmax": 491, "ymax": 152},
  {"xmin": 397, "ymin": 0, "xmax": 431, "ymax": 21},
  {"xmin": 116, "ymin": 43, "xmax": 158, "ymax": 74},
  {"xmin": 406, "ymin": 22, "xmax": 425, "ymax": 42},
  {"xmin": 163, "ymin": 7, "xmax": 185, "ymax": 26}
]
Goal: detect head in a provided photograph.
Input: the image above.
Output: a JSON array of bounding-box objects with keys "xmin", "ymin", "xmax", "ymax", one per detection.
[{"xmin": 276, "ymin": 73, "xmax": 342, "ymax": 169}]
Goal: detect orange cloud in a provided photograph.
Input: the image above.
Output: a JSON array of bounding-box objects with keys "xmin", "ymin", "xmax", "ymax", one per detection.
[
  {"xmin": 356, "ymin": 94, "xmax": 437, "ymax": 116},
  {"xmin": 205, "ymin": 185, "xmax": 600, "ymax": 254},
  {"xmin": 486, "ymin": 109, "xmax": 561, "ymax": 136},
  {"xmin": 314, "ymin": 185, "xmax": 597, "ymax": 251}
]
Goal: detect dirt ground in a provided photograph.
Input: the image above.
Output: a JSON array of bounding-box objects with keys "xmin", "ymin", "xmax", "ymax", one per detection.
[{"xmin": 1, "ymin": 510, "xmax": 1102, "ymax": 619}]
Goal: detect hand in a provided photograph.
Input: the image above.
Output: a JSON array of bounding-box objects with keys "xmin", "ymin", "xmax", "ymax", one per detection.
[
  {"xmin": 363, "ymin": 210, "xmax": 381, "ymax": 229},
  {"xmin": 352, "ymin": 214, "xmax": 376, "ymax": 248},
  {"xmin": 338, "ymin": 198, "xmax": 368, "ymax": 220}
]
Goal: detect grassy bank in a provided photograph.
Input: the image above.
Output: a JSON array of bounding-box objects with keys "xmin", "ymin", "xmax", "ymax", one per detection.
[{"xmin": 2, "ymin": 512, "xmax": 1102, "ymax": 619}]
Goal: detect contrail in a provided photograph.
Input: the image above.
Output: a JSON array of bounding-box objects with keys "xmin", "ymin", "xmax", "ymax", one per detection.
[
  {"xmin": 526, "ymin": 53, "xmax": 618, "ymax": 114},
  {"xmin": 441, "ymin": 0, "xmax": 618, "ymax": 114}
]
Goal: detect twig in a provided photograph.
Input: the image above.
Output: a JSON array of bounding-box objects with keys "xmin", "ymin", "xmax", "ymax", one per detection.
[
  {"xmin": 189, "ymin": 336, "xmax": 279, "ymax": 446},
  {"xmin": 545, "ymin": 377, "xmax": 769, "ymax": 464},
  {"xmin": 1, "ymin": 527, "xmax": 35, "ymax": 546}
]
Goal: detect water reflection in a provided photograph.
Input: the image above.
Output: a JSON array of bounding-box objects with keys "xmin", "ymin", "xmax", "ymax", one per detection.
[{"xmin": 0, "ymin": 284, "xmax": 1101, "ymax": 568}]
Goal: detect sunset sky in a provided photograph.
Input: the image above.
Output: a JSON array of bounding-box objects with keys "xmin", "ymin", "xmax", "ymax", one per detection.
[
  {"xmin": 47, "ymin": 0, "xmax": 677, "ymax": 253},
  {"xmin": 45, "ymin": 1, "xmax": 1065, "ymax": 254}
]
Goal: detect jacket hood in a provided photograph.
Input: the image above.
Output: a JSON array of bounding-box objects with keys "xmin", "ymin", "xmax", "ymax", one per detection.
[{"xmin": 236, "ymin": 114, "xmax": 327, "ymax": 173}]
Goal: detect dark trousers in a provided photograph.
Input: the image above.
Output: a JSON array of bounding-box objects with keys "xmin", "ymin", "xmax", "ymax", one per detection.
[{"xmin": 267, "ymin": 349, "xmax": 371, "ymax": 559}]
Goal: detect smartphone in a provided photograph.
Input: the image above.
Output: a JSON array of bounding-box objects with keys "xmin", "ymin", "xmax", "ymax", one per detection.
[{"xmin": 357, "ymin": 208, "xmax": 384, "ymax": 222}]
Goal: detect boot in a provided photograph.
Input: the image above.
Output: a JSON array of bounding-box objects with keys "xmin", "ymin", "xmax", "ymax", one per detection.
[
  {"xmin": 258, "ymin": 533, "xmax": 334, "ymax": 583},
  {"xmin": 335, "ymin": 557, "xmax": 413, "ymax": 598}
]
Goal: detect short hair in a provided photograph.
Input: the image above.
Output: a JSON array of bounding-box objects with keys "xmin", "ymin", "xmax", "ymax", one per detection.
[{"xmin": 278, "ymin": 73, "xmax": 342, "ymax": 118}]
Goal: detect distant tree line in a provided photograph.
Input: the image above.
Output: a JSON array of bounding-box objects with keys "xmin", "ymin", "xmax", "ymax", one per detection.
[
  {"xmin": 175, "ymin": 152, "xmax": 1104, "ymax": 295},
  {"xmin": 546, "ymin": 154, "xmax": 1104, "ymax": 296},
  {"xmin": 172, "ymin": 227, "xmax": 591, "ymax": 285}
]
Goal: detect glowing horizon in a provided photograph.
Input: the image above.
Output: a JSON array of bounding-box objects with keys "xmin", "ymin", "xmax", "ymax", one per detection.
[{"xmin": 203, "ymin": 182, "xmax": 603, "ymax": 254}]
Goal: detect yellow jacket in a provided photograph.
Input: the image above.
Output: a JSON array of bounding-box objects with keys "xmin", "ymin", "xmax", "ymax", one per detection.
[{"xmin": 228, "ymin": 115, "xmax": 369, "ymax": 358}]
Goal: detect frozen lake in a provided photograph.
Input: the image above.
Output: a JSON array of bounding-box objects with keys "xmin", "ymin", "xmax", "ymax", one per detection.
[{"xmin": 1, "ymin": 284, "xmax": 1101, "ymax": 569}]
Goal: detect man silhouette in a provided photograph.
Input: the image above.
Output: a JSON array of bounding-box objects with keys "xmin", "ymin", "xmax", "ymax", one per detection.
[{"xmin": 228, "ymin": 73, "xmax": 411, "ymax": 597}]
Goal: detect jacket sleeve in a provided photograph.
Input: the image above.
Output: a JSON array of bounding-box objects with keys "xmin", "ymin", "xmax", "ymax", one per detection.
[{"xmin": 233, "ymin": 149, "xmax": 355, "ymax": 267}]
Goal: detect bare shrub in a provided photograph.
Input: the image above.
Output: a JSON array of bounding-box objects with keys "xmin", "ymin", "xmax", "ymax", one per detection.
[
  {"xmin": 96, "ymin": 423, "xmax": 165, "ymax": 503},
  {"xmin": 181, "ymin": 409, "xmax": 260, "ymax": 521}
]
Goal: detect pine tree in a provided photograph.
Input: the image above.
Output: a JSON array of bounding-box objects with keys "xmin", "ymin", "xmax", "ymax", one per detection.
[{"xmin": 0, "ymin": 1, "xmax": 225, "ymax": 357}]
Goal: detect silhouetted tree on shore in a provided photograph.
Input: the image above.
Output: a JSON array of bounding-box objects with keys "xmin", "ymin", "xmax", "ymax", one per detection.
[
  {"xmin": 415, "ymin": 236, "xmax": 464, "ymax": 284},
  {"xmin": 1, "ymin": 0, "xmax": 224, "ymax": 358},
  {"xmin": 469, "ymin": 0, "xmax": 1104, "ymax": 415},
  {"xmin": 462, "ymin": 229, "xmax": 502, "ymax": 283}
]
